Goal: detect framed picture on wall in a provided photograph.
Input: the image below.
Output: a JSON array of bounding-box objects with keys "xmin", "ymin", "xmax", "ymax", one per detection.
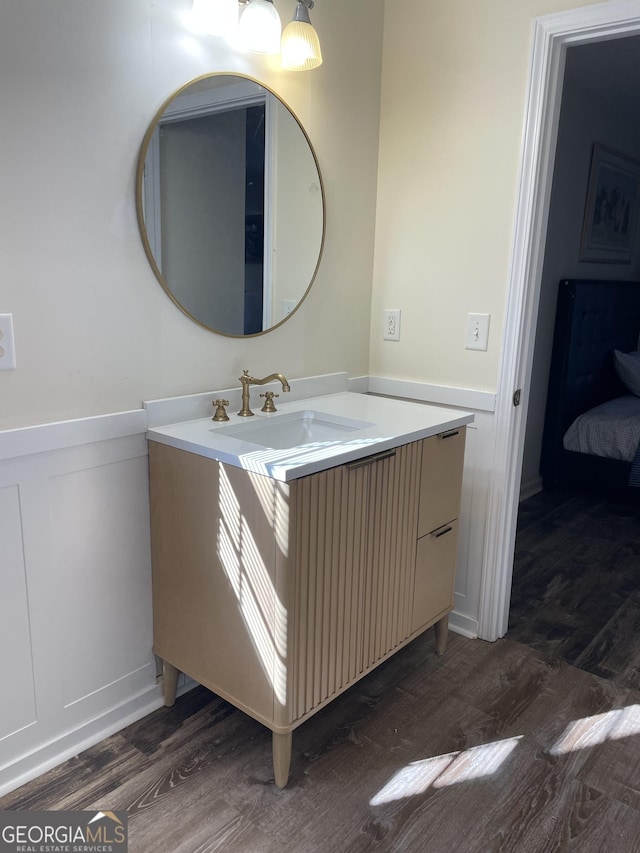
[{"xmin": 579, "ymin": 143, "xmax": 640, "ymax": 264}]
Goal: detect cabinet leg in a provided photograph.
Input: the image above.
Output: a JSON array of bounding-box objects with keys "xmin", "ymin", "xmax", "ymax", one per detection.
[
  {"xmin": 272, "ymin": 731, "xmax": 292, "ymax": 789},
  {"xmin": 162, "ymin": 661, "xmax": 180, "ymax": 707},
  {"xmin": 434, "ymin": 616, "xmax": 449, "ymax": 656}
]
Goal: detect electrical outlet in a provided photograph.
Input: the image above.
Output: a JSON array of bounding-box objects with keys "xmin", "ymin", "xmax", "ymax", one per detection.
[
  {"xmin": 0, "ymin": 314, "xmax": 16, "ymax": 370},
  {"xmin": 384, "ymin": 309, "xmax": 401, "ymax": 341},
  {"xmin": 465, "ymin": 313, "xmax": 490, "ymax": 351}
]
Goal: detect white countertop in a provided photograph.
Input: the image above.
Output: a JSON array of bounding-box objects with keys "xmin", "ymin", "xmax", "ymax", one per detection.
[{"xmin": 147, "ymin": 392, "xmax": 473, "ymax": 482}]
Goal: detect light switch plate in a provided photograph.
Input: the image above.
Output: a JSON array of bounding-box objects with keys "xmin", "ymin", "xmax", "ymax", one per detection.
[
  {"xmin": 465, "ymin": 313, "xmax": 490, "ymax": 351},
  {"xmin": 0, "ymin": 314, "xmax": 16, "ymax": 369}
]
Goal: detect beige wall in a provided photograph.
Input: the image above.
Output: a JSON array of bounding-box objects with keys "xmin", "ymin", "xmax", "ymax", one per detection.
[
  {"xmin": 2, "ymin": 0, "xmax": 626, "ymax": 433},
  {"xmin": 370, "ymin": 0, "xmax": 611, "ymax": 393},
  {"xmin": 0, "ymin": 0, "xmax": 383, "ymax": 429}
]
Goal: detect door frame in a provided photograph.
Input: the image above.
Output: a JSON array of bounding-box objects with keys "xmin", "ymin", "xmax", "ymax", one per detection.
[{"xmin": 478, "ymin": 0, "xmax": 640, "ymax": 641}]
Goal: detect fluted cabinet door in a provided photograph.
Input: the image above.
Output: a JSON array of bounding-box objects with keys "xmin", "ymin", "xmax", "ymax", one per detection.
[
  {"xmin": 285, "ymin": 443, "xmax": 421, "ymax": 726},
  {"xmin": 361, "ymin": 442, "xmax": 421, "ymax": 669}
]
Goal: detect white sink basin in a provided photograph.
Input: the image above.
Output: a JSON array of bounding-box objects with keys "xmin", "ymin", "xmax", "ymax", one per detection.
[{"xmin": 212, "ymin": 410, "xmax": 374, "ymax": 450}]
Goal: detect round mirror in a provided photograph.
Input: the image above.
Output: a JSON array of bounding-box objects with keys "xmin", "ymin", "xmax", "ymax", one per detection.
[{"xmin": 136, "ymin": 73, "xmax": 325, "ymax": 337}]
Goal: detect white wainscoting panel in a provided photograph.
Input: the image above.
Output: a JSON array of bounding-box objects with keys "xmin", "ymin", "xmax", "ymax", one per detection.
[
  {"xmin": 51, "ymin": 453, "xmax": 154, "ymax": 710},
  {"xmin": 0, "ymin": 484, "xmax": 37, "ymax": 742},
  {"xmin": 448, "ymin": 411, "xmax": 496, "ymax": 639},
  {"xmin": 0, "ymin": 416, "xmax": 163, "ymax": 797},
  {"xmin": 450, "ymin": 423, "xmax": 478, "ymax": 638}
]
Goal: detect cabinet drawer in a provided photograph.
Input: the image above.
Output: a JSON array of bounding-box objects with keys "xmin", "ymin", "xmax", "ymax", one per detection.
[
  {"xmin": 411, "ymin": 519, "xmax": 458, "ymax": 634},
  {"xmin": 418, "ymin": 428, "xmax": 465, "ymax": 537}
]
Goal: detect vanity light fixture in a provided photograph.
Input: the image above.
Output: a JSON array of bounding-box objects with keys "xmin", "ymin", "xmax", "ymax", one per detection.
[
  {"xmin": 192, "ymin": 0, "xmax": 322, "ymax": 69},
  {"xmin": 281, "ymin": 1, "xmax": 322, "ymax": 70},
  {"xmin": 238, "ymin": 0, "xmax": 282, "ymax": 55},
  {"xmin": 192, "ymin": 0, "xmax": 238, "ymax": 38}
]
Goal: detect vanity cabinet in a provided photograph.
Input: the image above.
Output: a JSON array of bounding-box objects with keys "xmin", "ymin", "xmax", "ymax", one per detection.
[
  {"xmin": 149, "ymin": 426, "xmax": 465, "ymax": 788},
  {"xmin": 412, "ymin": 427, "xmax": 466, "ymax": 639}
]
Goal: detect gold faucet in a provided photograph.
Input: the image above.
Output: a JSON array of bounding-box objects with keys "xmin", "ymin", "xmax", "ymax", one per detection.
[{"xmin": 238, "ymin": 370, "xmax": 290, "ymax": 417}]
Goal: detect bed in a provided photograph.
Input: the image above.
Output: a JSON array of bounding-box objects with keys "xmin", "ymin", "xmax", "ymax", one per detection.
[{"xmin": 540, "ymin": 278, "xmax": 640, "ymax": 494}]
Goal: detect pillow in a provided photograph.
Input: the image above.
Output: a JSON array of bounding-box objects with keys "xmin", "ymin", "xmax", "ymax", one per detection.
[{"xmin": 614, "ymin": 349, "xmax": 640, "ymax": 397}]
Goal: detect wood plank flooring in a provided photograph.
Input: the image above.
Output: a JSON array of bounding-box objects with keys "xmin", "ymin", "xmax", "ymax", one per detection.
[
  {"xmin": 510, "ymin": 488, "xmax": 640, "ymax": 691},
  {"xmin": 3, "ymin": 627, "xmax": 640, "ymax": 852},
  {"xmin": 2, "ymin": 488, "xmax": 639, "ymax": 851}
]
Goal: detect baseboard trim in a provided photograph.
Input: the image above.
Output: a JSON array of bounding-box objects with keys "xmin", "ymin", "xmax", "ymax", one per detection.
[
  {"xmin": 448, "ymin": 610, "xmax": 479, "ymax": 639},
  {"xmin": 519, "ymin": 474, "xmax": 543, "ymax": 502},
  {"xmin": 0, "ymin": 683, "xmax": 164, "ymax": 798}
]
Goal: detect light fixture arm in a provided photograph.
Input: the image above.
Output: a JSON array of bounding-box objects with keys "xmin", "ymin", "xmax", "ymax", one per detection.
[{"xmin": 293, "ymin": 1, "xmax": 313, "ymax": 24}]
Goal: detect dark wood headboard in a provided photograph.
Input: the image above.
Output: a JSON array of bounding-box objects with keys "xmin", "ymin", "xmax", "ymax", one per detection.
[{"xmin": 541, "ymin": 279, "xmax": 640, "ymax": 487}]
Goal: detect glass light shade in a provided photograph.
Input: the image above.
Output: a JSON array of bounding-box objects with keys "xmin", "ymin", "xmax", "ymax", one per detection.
[
  {"xmin": 192, "ymin": 0, "xmax": 238, "ymax": 37},
  {"xmin": 281, "ymin": 19, "xmax": 322, "ymax": 70},
  {"xmin": 238, "ymin": 0, "xmax": 282, "ymax": 55}
]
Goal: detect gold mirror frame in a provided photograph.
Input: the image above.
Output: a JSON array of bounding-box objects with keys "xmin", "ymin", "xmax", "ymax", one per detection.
[{"xmin": 135, "ymin": 72, "xmax": 326, "ymax": 338}]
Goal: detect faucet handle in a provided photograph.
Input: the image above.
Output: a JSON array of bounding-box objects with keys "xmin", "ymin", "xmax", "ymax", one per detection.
[
  {"xmin": 260, "ymin": 391, "xmax": 279, "ymax": 413},
  {"xmin": 212, "ymin": 399, "xmax": 230, "ymax": 422}
]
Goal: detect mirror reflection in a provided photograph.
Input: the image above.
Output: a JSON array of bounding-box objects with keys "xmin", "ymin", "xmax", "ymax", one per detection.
[{"xmin": 136, "ymin": 74, "xmax": 325, "ymax": 336}]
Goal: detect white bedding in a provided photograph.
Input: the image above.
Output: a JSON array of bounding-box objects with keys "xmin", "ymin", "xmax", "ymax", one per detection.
[{"xmin": 563, "ymin": 394, "xmax": 640, "ymax": 462}]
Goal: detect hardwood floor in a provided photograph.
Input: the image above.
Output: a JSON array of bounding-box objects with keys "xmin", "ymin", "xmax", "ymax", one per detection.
[
  {"xmin": 3, "ymin": 492, "xmax": 640, "ymax": 851},
  {"xmin": 510, "ymin": 488, "xmax": 640, "ymax": 691},
  {"xmin": 2, "ymin": 623, "xmax": 640, "ymax": 851}
]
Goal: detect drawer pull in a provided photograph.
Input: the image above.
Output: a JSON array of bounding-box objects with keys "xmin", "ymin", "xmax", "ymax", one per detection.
[
  {"xmin": 346, "ymin": 448, "xmax": 396, "ymax": 470},
  {"xmin": 439, "ymin": 430, "xmax": 459, "ymax": 440},
  {"xmin": 432, "ymin": 524, "xmax": 453, "ymax": 538}
]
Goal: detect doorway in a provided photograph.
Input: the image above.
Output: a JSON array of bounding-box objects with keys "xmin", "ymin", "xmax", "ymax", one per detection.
[
  {"xmin": 520, "ymin": 35, "xmax": 640, "ymax": 503},
  {"xmin": 508, "ymin": 33, "xmax": 640, "ymax": 682},
  {"xmin": 478, "ymin": 0, "xmax": 640, "ymax": 643}
]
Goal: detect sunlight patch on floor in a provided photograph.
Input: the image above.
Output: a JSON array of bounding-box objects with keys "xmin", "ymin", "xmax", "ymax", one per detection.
[
  {"xmin": 369, "ymin": 737, "xmax": 522, "ymax": 806},
  {"xmin": 550, "ymin": 705, "xmax": 640, "ymax": 755}
]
